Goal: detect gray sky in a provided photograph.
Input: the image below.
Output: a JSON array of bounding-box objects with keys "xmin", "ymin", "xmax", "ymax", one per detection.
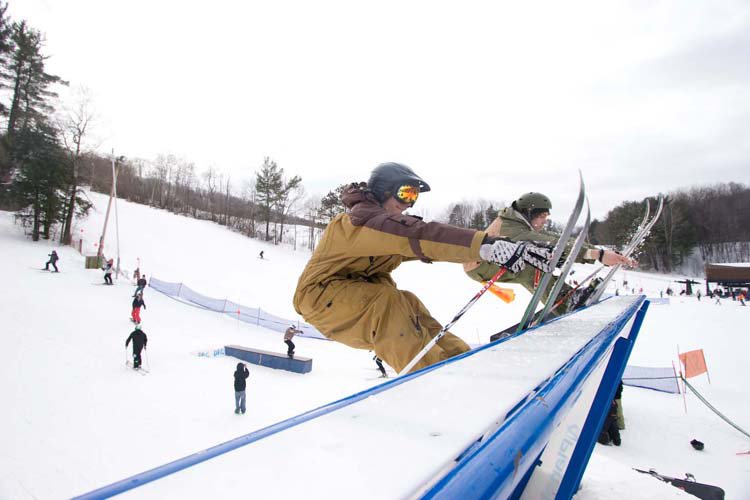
[{"xmin": 10, "ymin": 0, "xmax": 750, "ymax": 221}]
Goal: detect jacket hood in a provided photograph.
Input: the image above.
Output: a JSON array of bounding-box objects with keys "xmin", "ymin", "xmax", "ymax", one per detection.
[
  {"xmin": 341, "ymin": 183, "xmax": 380, "ymax": 209},
  {"xmin": 235, "ymin": 363, "xmax": 245, "ymax": 372}
]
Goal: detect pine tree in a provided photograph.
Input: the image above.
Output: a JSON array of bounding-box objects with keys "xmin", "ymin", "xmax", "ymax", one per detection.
[
  {"xmin": 255, "ymin": 157, "xmax": 282, "ymax": 241},
  {"xmin": 5, "ymin": 21, "xmax": 67, "ymax": 140},
  {"xmin": 11, "ymin": 121, "xmax": 69, "ymax": 241},
  {"xmin": 318, "ymin": 184, "xmax": 347, "ymax": 224}
]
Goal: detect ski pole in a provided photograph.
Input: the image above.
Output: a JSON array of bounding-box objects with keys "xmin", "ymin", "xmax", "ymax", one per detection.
[
  {"xmin": 398, "ymin": 267, "xmax": 508, "ymax": 376},
  {"xmin": 144, "ymin": 348, "xmax": 150, "ymax": 370}
]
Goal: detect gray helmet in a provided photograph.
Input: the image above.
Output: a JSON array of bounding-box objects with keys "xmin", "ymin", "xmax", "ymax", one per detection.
[
  {"xmin": 514, "ymin": 192, "xmax": 552, "ymax": 212},
  {"xmin": 368, "ymin": 162, "xmax": 431, "ymax": 203}
]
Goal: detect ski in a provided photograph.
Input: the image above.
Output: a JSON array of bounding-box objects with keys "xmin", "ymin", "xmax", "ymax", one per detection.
[
  {"xmin": 585, "ymin": 194, "xmax": 664, "ymax": 306},
  {"xmin": 490, "ymin": 194, "xmax": 648, "ymax": 341},
  {"xmin": 126, "ymin": 361, "xmax": 149, "ymax": 374},
  {"xmin": 539, "ymin": 198, "xmax": 653, "ymax": 316},
  {"xmin": 633, "ymin": 468, "xmax": 725, "ymax": 500},
  {"xmin": 515, "ymin": 171, "xmax": 586, "ymax": 333},
  {"xmin": 535, "ymin": 199, "xmax": 591, "ymax": 325}
]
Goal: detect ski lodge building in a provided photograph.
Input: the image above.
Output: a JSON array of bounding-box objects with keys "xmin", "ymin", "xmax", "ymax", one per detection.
[{"xmin": 704, "ymin": 263, "xmax": 750, "ymax": 295}]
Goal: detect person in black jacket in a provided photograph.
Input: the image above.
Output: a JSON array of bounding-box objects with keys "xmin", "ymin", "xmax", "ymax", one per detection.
[
  {"xmin": 374, "ymin": 355, "xmax": 387, "ymax": 378},
  {"xmin": 126, "ymin": 325, "xmax": 148, "ymax": 369},
  {"xmin": 598, "ymin": 398, "xmax": 621, "ymax": 446},
  {"xmin": 234, "ymin": 363, "xmax": 250, "ymax": 414},
  {"xmin": 44, "ymin": 250, "xmax": 59, "ymax": 272},
  {"xmin": 134, "ymin": 275, "xmax": 148, "ymax": 297}
]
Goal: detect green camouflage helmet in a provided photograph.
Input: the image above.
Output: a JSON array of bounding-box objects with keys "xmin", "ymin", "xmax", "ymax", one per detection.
[{"xmin": 514, "ymin": 192, "xmax": 552, "ymax": 212}]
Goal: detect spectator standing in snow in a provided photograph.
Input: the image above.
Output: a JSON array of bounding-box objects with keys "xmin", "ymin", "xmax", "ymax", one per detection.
[
  {"xmin": 234, "ymin": 363, "xmax": 250, "ymax": 414},
  {"xmin": 293, "ymin": 163, "xmax": 558, "ymax": 374},
  {"xmin": 284, "ymin": 324, "xmax": 301, "ymax": 358},
  {"xmin": 133, "ymin": 267, "xmax": 141, "ymax": 281},
  {"xmin": 44, "ymin": 250, "xmax": 60, "ymax": 272},
  {"xmin": 697, "ymin": 290, "xmax": 701, "ymax": 301},
  {"xmin": 374, "ymin": 355, "xmax": 387, "ymax": 378},
  {"xmin": 614, "ymin": 381, "xmax": 625, "ymax": 430},
  {"xmin": 259, "ymin": 250, "xmax": 264, "ymax": 259},
  {"xmin": 134, "ymin": 275, "xmax": 148, "ymax": 297},
  {"xmin": 131, "ymin": 293, "xmax": 146, "ymax": 323},
  {"xmin": 126, "ymin": 324, "xmax": 148, "ymax": 370},
  {"xmin": 103, "ymin": 258, "xmax": 114, "ymax": 285},
  {"xmin": 597, "ymin": 398, "xmax": 621, "ymax": 446}
]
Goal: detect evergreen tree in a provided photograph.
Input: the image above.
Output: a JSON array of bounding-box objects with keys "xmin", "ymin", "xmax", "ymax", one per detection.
[
  {"xmin": 5, "ymin": 21, "xmax": 67, "ymax": 140},
  {"xmin": 255, "ymin": 157, "xmax": 282, "ymax": 241},
  {"xmin": 10, "ymin": 121, "xmax": 69, "ymax": 240},
  {"xmin": 0, "ymin": 1, "xmax": 13, "ymax": 105},
  {"xmin": 469, "ymin": 210, "xmax": 485, "ymax": 230},
  {"xmin": 485, "ymin": 204, "xmax": 499, "ymax": 225},
  {"xmin": 318, "ymin": 184, "xmax": 347, "ymax": 224}
]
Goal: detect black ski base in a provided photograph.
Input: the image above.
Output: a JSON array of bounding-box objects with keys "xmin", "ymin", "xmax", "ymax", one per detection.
[{"xmin": 633, "ymin": 469, "xmax": 725, "ymax": 500}]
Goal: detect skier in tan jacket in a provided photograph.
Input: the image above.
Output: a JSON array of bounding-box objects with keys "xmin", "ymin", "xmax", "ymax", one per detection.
[{"xmin": 293, "ymin": 163, "xmax": 555, "ymax": 374}]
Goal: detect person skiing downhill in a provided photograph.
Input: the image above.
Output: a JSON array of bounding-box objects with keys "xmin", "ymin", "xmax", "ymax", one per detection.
[
  {"xmin": 284, "ymin": 324, "xmax": 300, "ymax": 358},
  {"xmin": 44, "ymin": 250, "xmax": 59, "ymax": 272},
  {"xmin": 131, "ymin": 293, "xmax": 146, "ymax": 324},
  {"xmin": 126, "ymin": 324, "xmax": 148, "ymax": 369},
  {"xmin": 374, "ymin": 355, "xmax": 388, "ymax": 378},
  {"xmin": 103, "ymin": 258, "xmax": 114, "ymax": 285},
  {"xmin": 463, "ymin": 192, "xmax": 636, "ymax": 314},
  {"xmin": 133, "ymin": 275, "xmax": 148, "ymax": 297},
  {"xmin": 293, "ymin": 162, "xmax": 556, "ymax": 374}
]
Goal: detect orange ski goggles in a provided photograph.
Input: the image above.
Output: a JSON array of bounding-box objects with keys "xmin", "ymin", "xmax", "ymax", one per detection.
[{"xmin": 395, "ymin": 185, "xmax": 420, "ymax": 205}]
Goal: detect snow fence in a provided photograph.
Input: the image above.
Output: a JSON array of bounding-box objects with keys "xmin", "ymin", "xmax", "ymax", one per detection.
[
  {"xmin": 148, "ymin": 276, "xmax": 328, "ymax": 340},
  {"xmin": 623, "ymin": 365, "xmax": 680, "ymax": 393}
]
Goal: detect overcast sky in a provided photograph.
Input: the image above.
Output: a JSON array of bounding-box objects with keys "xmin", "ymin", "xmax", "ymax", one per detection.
[{"xmin": 9, "ymin": 0, "xmax": 750, "ymax": 221}]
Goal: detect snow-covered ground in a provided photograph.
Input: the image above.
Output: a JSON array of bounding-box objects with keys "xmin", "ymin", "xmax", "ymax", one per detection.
[{"xmin": 2, "ymin": 192, "xmax": 748, "ymax": 499}]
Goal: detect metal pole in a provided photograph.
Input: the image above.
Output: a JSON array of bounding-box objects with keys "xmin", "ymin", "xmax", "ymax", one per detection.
[
  {"xmin": 112, "ymin": 151, "xmax": 121, "ymax": 280},
  {"xmin": 97, "ymin": 154, "xmax": 116, "ymax": 260}
]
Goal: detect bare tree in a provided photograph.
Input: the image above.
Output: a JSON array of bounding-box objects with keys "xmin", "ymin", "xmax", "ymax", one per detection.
[{"xmin": 58, "ymin": 85, "xmax": 95, "ymax": 244}]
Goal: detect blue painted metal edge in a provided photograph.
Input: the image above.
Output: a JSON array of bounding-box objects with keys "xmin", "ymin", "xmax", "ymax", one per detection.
[
  {"xmin": 556, "ymin": 299, "xmax": 650, "ymax": 498},
  {"xmin": 419, "ymin": 296, "xmax": 645, "ymax": 500}
]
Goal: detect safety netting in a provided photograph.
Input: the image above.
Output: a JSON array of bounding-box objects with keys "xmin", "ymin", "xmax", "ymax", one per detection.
[
  {"xmin": 149, "ymin": 276, "xmax": 328, "ymax": 340},
  {"xmin": 622, "ymin": 365, "xmax": 680, "ymax": 393}
]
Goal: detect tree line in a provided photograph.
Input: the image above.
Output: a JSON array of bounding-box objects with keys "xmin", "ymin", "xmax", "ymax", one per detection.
[
  {"xmin": 591, "ymin": 182, "xmax": 750, "ymax": 272},
  {"xmin": 0, "ymin": 2, "xmax": 326, "ymax": 250},
  {"xmin": 442, "ymin": 182, "xmax": 750, "ymax": 272},
  {"xmin": 0, "ymin": 2, "xmax": 91, "ymax": 243},
  {"xmin": 1, "ymin": 1, "xmax": 747, "ymax": 271}
]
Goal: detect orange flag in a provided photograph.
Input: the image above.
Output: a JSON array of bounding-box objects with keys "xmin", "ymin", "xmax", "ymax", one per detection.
[
  {"xmin": 483, "ymin": 282, "xmax": 516, "ymax": 303},
  {"xmin": 679, "ymin": 349, "xmax": 708, "ymax": 379}
]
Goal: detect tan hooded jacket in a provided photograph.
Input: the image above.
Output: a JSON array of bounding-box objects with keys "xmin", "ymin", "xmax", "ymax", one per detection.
[
  {"xmin": 292, "ymin": 184, "xmax": 486, "ymax": 373},
  {"xmin": 294, "ymin": 186, "xmax": 486, "ymax": 318}
]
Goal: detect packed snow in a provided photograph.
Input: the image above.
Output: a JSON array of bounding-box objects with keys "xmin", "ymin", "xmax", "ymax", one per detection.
[{"xmin": 1, "ymin": 191, "xmax": 748, "ymax": 499}]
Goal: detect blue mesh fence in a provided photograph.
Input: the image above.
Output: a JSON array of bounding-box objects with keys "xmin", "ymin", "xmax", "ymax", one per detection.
[
  {"xmin": 149, "ymin": 276, "xmax": 328, "ymax": 340},
  {"xmin": 622, "ymin": 365, "xmax": 680, "ymax": 393}
]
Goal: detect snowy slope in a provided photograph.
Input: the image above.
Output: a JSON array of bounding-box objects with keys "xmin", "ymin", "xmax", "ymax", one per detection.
[{"xmin": 1, "ymin": 192, "xmax": 748, "ymax": 499}]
